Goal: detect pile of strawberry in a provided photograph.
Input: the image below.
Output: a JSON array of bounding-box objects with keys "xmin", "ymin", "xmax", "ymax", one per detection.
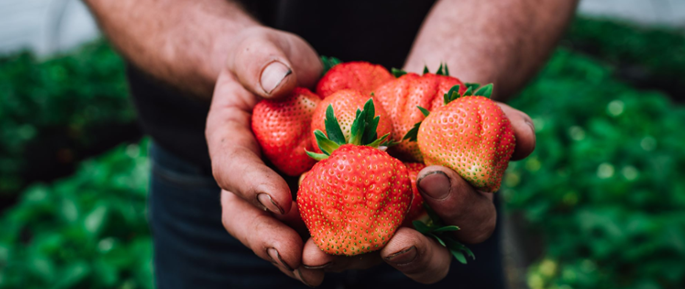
[{"xmin": 251, "ymin": 58, "xmax": 515, "ymax": 263}]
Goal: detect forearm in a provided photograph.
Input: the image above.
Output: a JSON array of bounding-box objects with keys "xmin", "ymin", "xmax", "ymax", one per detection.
[
  {"xmin": 405, "ymin": 0, "xmax": 578, "ymax": 100},
  {"xmin": 84, "ymin": 0, "xmax": 259, "ymax": 98}
]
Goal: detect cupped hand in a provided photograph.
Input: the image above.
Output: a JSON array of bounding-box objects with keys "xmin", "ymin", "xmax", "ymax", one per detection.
[
  {"xmin": 298, "ymin": 102, "xmax": 536, "ymax": 286},
  {"xmin": 206, "ymin": 26, "xmax": 322, "ymax": 286}
]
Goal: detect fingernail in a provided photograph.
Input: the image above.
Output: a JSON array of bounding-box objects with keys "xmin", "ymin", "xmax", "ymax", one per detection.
[
  {"xmin": 295, "ymin": 268, "xmax": 315, "ymax": 288},
  {"xmin": 417, "ymin": 171, "xmax": 451, "ymax": 200},
  {"xmin": 303, "ymin": 262, "xmax": 331, "ymax": 270},
  {"xmin": 260, "ymin": 61, "xmax": 291, "ymax": 94},
  {"xmin": 385, "ymin": 246, "xmax": 417, "ymax": 265},
  {"xmin": 257, "ymin": 193, "xmax": 284, "ymax": 215},
  {"xmin": 267, "ymin": 248, "xmax": 293, "ymax": 271}
]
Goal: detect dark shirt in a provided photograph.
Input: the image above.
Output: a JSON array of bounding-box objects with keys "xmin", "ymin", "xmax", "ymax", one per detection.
[{"xmin": 127, "ymin": 0, "xmax": 437, "ymax": 170}]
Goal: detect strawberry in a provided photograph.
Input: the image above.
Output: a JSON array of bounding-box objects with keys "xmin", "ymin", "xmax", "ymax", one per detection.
[
  {"xmin": 298, "ymin": 99, "xmax": 411, "ymax": 256},
  {"xmin": 402, "ymin": 162, "xmax": 427, "ymax": 227},
  {"xmin": 415, "ymin": 83, "xmax": 516, "ymax": 192},
  {"xmin": 316, "ymin": 61, "xmax": 394, "ymax": 98},
  {"xmin": 373, "ymin": 64, "xmax": 467, "ymax": 162},
  {"xmin": 310, "ymin": 89, "xmax": 393, "ymax": 153},
  {"xmin": 251, "ymin": 87, "xmax": 321, "ymax": 176}
]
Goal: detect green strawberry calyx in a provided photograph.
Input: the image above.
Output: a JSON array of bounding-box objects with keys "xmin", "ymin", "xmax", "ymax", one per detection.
[
  {"xmin": 307, "ymin": 99, "xmax": 393, "ymax": 161},
  {"xmin": 401, "ymin": 82, "xmax": 495, "ymax": 142},
  {"xmin": 321, "ymin": 56, "xmax": 342, "ymax": 76},
  {"xmin": 422, "ymin": 62, "xmax": 450, "ymax": 76},
  {"xmin": 413, "ymin": 203, "xmax": 476, "ymax": 264}
]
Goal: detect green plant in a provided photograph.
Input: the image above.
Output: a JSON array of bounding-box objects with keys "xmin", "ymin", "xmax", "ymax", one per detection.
[
  {"xmin": 0, "ymin": 140, "xmax": 152, "ymax": 289},
  {"xmin": 504, "ymin": 48, "xmax": 685, "ymax": 289},
  {"xmin": 0, "ymin": 40, "xmax": 135, "ymax": 196}
]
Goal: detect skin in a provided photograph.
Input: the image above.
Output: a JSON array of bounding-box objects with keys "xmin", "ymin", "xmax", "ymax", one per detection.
[{"xmin": 85, "ymin": 0, "xmax": 577, "ymax": 286}]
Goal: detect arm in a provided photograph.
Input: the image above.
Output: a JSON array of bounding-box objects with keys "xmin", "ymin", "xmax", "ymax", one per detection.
[
  {"xmin": 405, "ymin": 0, "xmax": 579, "ymax": 100},
  {"xmin": 85, "ymin": 0, "xmax": 258, "ymax": 98},
  {"xmin": 85, "ymin": 0, "xmax": 323, "ymax": 286}
]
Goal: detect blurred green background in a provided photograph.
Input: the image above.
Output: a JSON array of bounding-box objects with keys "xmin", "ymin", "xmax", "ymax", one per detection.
[{"xmin": 1, "ymin": 15, "xmax": 685, "ymax": 289}]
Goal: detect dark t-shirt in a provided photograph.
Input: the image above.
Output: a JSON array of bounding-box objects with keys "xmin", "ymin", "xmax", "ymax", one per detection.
[{"xmin": 127, "ymin": 0, "xmax": 437, "ymax": 170}]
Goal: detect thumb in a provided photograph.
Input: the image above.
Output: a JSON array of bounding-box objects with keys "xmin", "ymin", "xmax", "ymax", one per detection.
[{"xmin": 226, "ymin": 27, "xmax": 322, "ymax": 99}]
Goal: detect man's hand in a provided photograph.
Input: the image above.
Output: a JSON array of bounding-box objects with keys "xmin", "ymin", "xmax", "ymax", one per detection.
[
  {"xmin": 206, "ymin": 27, "xmax": 322, "ymax": 286},
  {"xmin": 297, "ymin": 102, "xmax": 536, "ymax": 285}
]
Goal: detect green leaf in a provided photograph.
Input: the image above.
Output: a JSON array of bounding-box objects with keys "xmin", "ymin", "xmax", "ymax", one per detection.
[
  {"xmin": 423, "ymin": 203, "xmax": 442, "ymax": 227},
  {"xmin": 362, "ymin": 117, "xmax": 380, "ymax": 145},
  {"xmin": 402, "ymin": 122, "xmax": 421, "ymax": 142},
  {"xmin": 423, "ymin": 65, "xmax": 429, "ymax": 74},
  {"xmin": 391, "ymin": 68, "xmax": 407, "ymax": 78},
  {"xmin": 349, "ymin": 109, "xmax": 366, "ymax": 145},
  {"xmin": 306, "ymin": 150, "xmax": 329, "ymax": 161},
  {"xmin": 413, "ymin": 220, "xmax": 432, "ymax": 234},
  {"xmin": 433, "ymin": 225, "xmax": 461, "ymax": 233},
  {"xmin": 474, "ymin": 83, "xmax": 493, "ymax": 98},
  {"xmin": 321, "ymin": 56, "xmax": 342, "ymax": 76},
  {"xmin": 450, "ymin": 249, "xmax": 467, "ymax": 264},
  {"xmin": 324, "ymin": 105, "xmax": 346, "ymax": 145},
  {"xmin": 314, "ymin": 130, "xmax": 340, "ymax": 155},
  {"xmin": 430, "ymin": 233, "xmax": 446, "ymax": 247},
  {"xmin": 417, "ymin": 106, "xmax": 430, "ymax": 117},
  {"xmin": 444, "ymin": 63, "xmax": 450, "ymax": 76},
  {"xmin": 367, "ymin": 133, "xmax": 390, "ymax": 148},
  {"xmin": 465, "ymin": 83, "xmax": 481, "ymax": 91},
  {"xmin": 436, "ymin": 63, "xmax": 445, "ymax": 75},
  {"xmin": 443, "ymin": 85, "xmax": 461, "ymax": 105},
  {"xmin": 362, "ymin": 98, "xmax": 375, "ymax": 123},
  {"xmin": 463, "ymin": 86, "xmax": 473, "ymax": 97}
]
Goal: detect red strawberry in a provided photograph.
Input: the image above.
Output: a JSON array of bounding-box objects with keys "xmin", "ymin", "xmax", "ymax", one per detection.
[
  {"xmin": 310, "ymin": 89, "xmax": 393, "ymax": 153},
  {"xmin": 417, "ymin": 84, "xmax": 516, "ymax": 192},
  {"xmin": 299, "ymin": 99, "xmax": 411, "ymax": 256},
  {"xmin": 402, "ymin": 162, "xmax": 427, "ymax": 227},
  {"xmin": 316, "ymin": 61, "xmax": 394, "ymax": 98},
  {"xmin": 373, "ymin": 67, "xmax": 467, "ymax": 162},
  {"xmin": 251, "ymin": 87, "xmax": 321, "ymax": 176}
]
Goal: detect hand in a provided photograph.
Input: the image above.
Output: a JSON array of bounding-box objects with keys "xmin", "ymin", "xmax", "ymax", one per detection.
[
  {"xmin": 206, "ymin": 26, "xmax": 322, "ymax": 286},
  {"xmin": 297, "ymin": 102, "xmax": 536, "ymax": 285}
]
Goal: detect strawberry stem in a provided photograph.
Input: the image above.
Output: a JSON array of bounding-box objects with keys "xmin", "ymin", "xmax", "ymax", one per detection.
[{"xmin": 413, "ymin": 203, "xmax": 475, "ymax": 264}]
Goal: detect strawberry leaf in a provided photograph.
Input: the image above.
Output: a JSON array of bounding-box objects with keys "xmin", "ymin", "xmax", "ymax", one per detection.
[
  {"xmin": 402, "ymin": 122, "xmax": 421, "ymax": 142},
  {"xmin": 362, "ymin": 116, "xmax": 380, "ymax": 145},
  {"xmin": 325, "ymin": 105, "xmax": 346, "ymax": 145},
  {"xmin": 412, "ymin": 220, "xmax": 431, "ymax": 234},
  {"xmin": 474, "ymin": 83, "xmax": 493, "ymax": 98},
  {"xmin": 430, "ymin": 233, "xmax": 446, "ymax": 247},
  {"xmin": 349, "ymin": 109, "xmax": 366, "ymax": 145},
  {"xmin": 367, "ymin": 133, "xmax": 390, "ymax": 148},
  {"xmin": 423, "ymin": 65, "xmax": 429, "ymax": 75},
  {"xmin": 465, "ymin": 83, "xmax": 481, "ymax": 91},
  {"xmin": 463, "ymin": 86, "xmax": 474, "ymax": 97},
  {"xmin": 306, "ymin": 150, "xmax": 329, "ymax": 161},
  {"xmin": 450, "ymin": 249, "xmax": 467, "ymax": 264},
  {"xmin": 444, "ymin": 63, "xmax": 450, "ymax": 76},
  {"xmin": 443, "ymin": 85, "xmax": 461, "ymax": 105},
  {"xmin": 417, "ymin": 106, "xmax": 430, "ymax": 117},
  {"xmin": 314, "ymin": 130, "xmax": 340, "ymax": 155},
  {"xmin": 391, "ymin": 68, "xmax": 407, "ymax": 78},
  {"xmin": 433, "ymin": 225, "xmax": 460, "ymax": 233},
  {"xmin": 320, "ymin": 56, "xmax": 342, "ymax": 76},
  {"xmin": 436, "ymin": 63, "xmax": 445, "ymax": 76}
]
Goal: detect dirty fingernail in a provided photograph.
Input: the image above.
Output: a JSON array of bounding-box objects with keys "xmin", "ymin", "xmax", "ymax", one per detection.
[
  {"xmin": 257, "ymin": 193, "xmax": 284, "ymax": 215},
  {"xmin": 267, "ymin": 248, "xmax": 293, "ymax": 271},
  {"xmin": 417, "ymin": 171, "xmax": 451, "ymax": 200},
  {"xmin": 295, "ymin": 268, "xmax": 314, "ymax": 288},
  {"xmin": 260, "ymin": 61, "xmax": 291, "ymax": 94},
  {"xmin": 303, "ymin": 262, "xmax": 331, "ymax": 270},
  {"xmin": 385, "ymin": 246, "xmax": 417, "ymax": 265}
]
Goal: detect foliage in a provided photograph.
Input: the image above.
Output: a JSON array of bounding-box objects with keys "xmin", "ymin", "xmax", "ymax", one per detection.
[
  {"xmin": 504, "ymin": 48, "xmax": 685, "ymax": 289},
  {"xmin": 0, "ymin": 140, "xmax": 152, "ymax": 289},
  {"xmin": 565, "ymin": 16, "xmax": 685, "ymax": 83},
  {"xmin": 0, "ymin": 40, "xmax": 134, "ymax": 195}
]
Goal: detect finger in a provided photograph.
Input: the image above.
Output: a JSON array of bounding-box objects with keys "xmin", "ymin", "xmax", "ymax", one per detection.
[
  {"xmin": 207, "ymin": 70, "xmax": 292, "ymax": 215},
  {"xmin": 226, "ymin": 27, "xmax": 322, "ymax": 99},
  {"xmin": 220, "ymin": 190, "xmax": 302, "ymax": 276},
  {"xmin": 381, "ymin": 228, "xmax": 452, "ymax": 284},
  {"xmin": 417, "ymin": 166, "xmax": 497, "ymax": 244},
  {"xmin": 498, "ymin": 103, "xmax": 536, "ymax": 160},
  {"xmin": 301, "ymin": 238, "xmax": 382, "ymax": 274},
  {"xmin": 273, "ymin": 200, "xmax": 308, "ymax": 236}
]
